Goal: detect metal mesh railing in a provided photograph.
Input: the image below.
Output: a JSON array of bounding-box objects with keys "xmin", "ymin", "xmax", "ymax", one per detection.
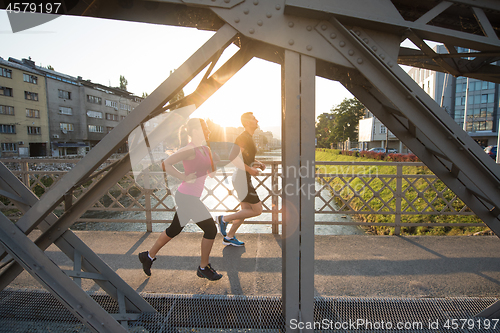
[{"xmin": 0, "ymin": 158, "xmax": 484, "ymax": 235}]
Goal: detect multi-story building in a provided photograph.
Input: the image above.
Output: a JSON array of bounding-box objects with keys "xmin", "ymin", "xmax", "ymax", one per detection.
[
  {"xmin": 6, "ymin": 57, "xmax": 142, "ymax": 157},
  {"xmin": 0, "ymin": 57, "xmax": 50, "ymax": 157},
  {"xmin": 358, "ymin": 110, "xmax": 408, "ymax": 153},
  {"xmin": 408, "ymin": 45, "xmax": 499, "ymax": 147},
  {"xmin": 79, "ymin": 80, "xmax": 140, "ymax": 154}
]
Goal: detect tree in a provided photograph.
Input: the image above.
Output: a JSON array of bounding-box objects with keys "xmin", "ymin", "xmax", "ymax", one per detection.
[
  {"xmin": 315, "ymin": 98, "xmax": 366, "ymax": 149},
  {"xmin": 119, "ymin": 75, "xmax": 128, "ymax": 90},
  {"xmin": 142, "ymin": 92, "xmax": 149, "ymax": 98},
  {"xmin": 46, "ymin": 65, "xmax": 54, "ymax": 70},
  {"xmin": 330, "ymin": 98, "xmax": 366, "ymax": 149},
  {"xmin": 315, "ymin": 113, "xmax": 334, "ymax": 148}
]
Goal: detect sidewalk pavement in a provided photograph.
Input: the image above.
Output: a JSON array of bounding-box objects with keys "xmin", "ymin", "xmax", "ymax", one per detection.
[{"xmin": 7, "ymin": 231, "xmax": 500, "ymax": 298}]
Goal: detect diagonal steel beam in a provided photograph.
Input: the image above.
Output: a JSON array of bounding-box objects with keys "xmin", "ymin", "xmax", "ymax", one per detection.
[
  {"xmin": 0, "ymin": 212, "xmax": 128, "ymax": 333},
  {"xmin": 406, "ymin": 31, "xmax": 462, "ymax": 77},
  {"xmin": 414, "ymin": 1, "xmax": 453, "ymax": 25},
  {"xmin": 7, "ymin": 23, "xmax": 238, "ymax": 238},
  {"xmin": 164, "ymin": 39, "xmax": 256, "ymax": 111},
  {"xmin": 0, "ymin": 162, "xmax": 155, "ymax": 314}
]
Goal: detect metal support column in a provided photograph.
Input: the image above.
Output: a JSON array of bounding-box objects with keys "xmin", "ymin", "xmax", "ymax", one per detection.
[{"xmin": 282, "ymin": 49, "xmax": 315, "ymax": 331}]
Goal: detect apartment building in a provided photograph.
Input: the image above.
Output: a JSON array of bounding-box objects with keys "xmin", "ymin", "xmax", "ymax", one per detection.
[
  {"xmin": 358, "ymin": 111, "xmax": 408, "ymax": 153},
  {"xmin": 0, "ymin": 57, "xmax": 50, "ymax": 157},
  {"xmin": 80, "ymin": 80, "xmax": 140, "ymax": 154},
  {"xmin": 6, "ymin": 57, "xmax": 142, "ymax": 157}
]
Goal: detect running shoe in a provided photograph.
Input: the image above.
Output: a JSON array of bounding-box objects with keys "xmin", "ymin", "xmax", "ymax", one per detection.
[
  {"xmin": 197, "ymin": 263, "xmax": 223, "ymax": 281},
  {"xmin": 222, "ymin": 236, "xmax": 245, "ymax": 247},
  {"xmin": 138, "ymin": 251, "xmax": 156, "ymax": 276},
  {"xmin": 217, "ymin": 215, "xmax": 228, "ymax": 236}
]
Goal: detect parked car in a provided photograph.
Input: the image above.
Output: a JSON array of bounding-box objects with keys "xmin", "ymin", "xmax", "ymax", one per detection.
[
  {"xmin": 349, "ymin": 148, "xmax": 361, "ymax": 152},
  {"xmin": 368, "ymin": 147, "xmax": 398, "ymax": 154},
  {"xmin": 484, "ymin": 145, "xmax": 497, "ymax": 160}
]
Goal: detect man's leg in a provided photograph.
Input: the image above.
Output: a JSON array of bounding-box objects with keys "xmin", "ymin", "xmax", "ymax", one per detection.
[
  {"xmin": 224, "ymin": 201, "xmax": 263, "ymax": 224},
  {"xmin": 226, "ymin": 201, "xmax": 262, "ymax": 239}
]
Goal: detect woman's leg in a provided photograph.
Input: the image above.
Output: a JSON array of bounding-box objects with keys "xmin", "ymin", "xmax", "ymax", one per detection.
[
  {"xmin": 149, "ymin": 231, "xmax": 172, "ymax": 258},
  {"xmin": 150, "ymin": 212, "xmax": 183, "ymax": 258},
  {"xmin": 196, "ymin": 217, "xmax": 217, "ymax": 267},
  {"xmin": 200, "ymin": 237, "xmax": 214, "ymax": 268}
]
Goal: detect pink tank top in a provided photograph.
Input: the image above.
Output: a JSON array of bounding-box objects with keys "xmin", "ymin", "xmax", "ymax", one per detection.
[{"xmin": 177, "ymin": 143, "xmax": 212, "ymax": 197}]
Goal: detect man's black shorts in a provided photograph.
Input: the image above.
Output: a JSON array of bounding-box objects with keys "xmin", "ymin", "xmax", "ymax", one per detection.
[{"xmin": 242, "ymin": 183, "xmax": 260, "ymax": 204}]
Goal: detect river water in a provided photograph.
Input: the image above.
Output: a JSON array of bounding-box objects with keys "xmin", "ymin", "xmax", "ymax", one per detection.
[{"xmin": 72, "ymin": 149, "xmax": 365, "ymax": 235}]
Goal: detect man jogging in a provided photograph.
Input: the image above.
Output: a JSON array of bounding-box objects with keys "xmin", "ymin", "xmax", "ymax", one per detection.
[{"xmin": 217, "ymin": 112, "xmax": 265, "ymax": 246}]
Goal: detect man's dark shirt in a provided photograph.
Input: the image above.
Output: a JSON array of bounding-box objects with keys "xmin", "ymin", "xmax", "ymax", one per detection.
[{"xmin": 235, "ymin": 131, "xmax": 256, "ymax": 180}]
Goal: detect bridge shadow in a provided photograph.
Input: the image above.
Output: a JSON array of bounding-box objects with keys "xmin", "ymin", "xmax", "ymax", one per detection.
[
  {"xmin": 125, "ymin": 232, "xmax": 151, "ymax": 256},
  {"xmin": 222, "ymin": 245, "xmax": 246, "ymax": 295},
  {"xmin": 398, "ymin": 236, "xmax": 500, "ymax": 287}
]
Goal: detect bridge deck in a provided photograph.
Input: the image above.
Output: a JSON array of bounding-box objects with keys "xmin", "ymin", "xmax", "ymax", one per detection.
[
  {"xmin": 5, "ymin": 231, "xmax": 500, "ymax": 297},
  {"xmin": 2, "ymin": 232, "xmax": 500, "ymax": 331}
]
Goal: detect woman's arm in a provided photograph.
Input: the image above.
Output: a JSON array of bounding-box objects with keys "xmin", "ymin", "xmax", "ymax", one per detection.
[{"xmin": 162, "ymin": 148, "xmax": 196, "ymax": 182}]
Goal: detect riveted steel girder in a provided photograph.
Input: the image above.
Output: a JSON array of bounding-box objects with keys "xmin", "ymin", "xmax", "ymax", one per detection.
[{"xmin": 282, "ymin": 50, "xmax": 315, "ymax": 331}]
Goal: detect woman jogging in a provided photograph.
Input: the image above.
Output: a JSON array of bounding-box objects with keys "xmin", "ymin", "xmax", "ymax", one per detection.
[{"xmin": 138, "ymin": 118, "xmax": 222, "ymax": 281}]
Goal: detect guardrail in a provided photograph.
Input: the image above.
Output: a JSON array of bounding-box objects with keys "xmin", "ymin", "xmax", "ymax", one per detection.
[{"xmin": 0, "ymin": 158, "xmax": 483, "ymax": 235}]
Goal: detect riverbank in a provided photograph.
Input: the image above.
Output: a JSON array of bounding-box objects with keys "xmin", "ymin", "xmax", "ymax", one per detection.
[{"xmin": 315, "ymin": 149, "xmax": 491, "ymax": 236}]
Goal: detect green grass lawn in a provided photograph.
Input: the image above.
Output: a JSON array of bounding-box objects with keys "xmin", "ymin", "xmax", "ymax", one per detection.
[{"xmin": 315, "ymin": 149, "xmax": 490, "ymax": 236}]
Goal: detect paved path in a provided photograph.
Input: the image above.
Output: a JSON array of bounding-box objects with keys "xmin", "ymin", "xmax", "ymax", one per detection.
[{"xmin": 6, "ymin": 231, "xmax": 500, "ymax": 298}]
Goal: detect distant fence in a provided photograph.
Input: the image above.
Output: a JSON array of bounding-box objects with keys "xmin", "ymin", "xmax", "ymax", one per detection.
[{"xmin": 0, "ymin": 158, "xmax": 483, "ymax": 235}]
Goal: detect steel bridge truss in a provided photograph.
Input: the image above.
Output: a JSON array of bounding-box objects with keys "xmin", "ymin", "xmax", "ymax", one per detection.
[{"xmin": 1, "ymin": 0, "xmax": 500, "ymax": 331}]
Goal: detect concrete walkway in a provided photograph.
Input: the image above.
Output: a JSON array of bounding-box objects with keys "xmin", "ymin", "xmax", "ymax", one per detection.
[{"xmin": 7, "ymin": 231, "xmax": 500, "ymax": 298}]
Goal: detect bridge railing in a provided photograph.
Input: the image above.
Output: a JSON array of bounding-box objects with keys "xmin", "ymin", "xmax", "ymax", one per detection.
[{"xmin": 0, "ymin": 158, "xmax": 484, "ymax": 235}]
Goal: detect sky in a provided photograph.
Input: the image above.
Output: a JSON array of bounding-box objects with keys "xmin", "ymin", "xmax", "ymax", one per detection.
[{"xmin": 0, "ymin": 11, "xmax": 355, "ymax": 138}]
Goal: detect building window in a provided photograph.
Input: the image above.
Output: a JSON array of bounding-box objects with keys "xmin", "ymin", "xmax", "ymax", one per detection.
[
  {"xmin": 60, "ymin": 123, "xmax": 74, "ymax": 132},
  {"xmin": 27, "ymin": 126, "xmax": 41, "ymax": 135},
  {"xmin": 23, "ymin": 73, "xmax": 38, "ymax": 84},
  {"xmin": 380, "ymin": 125, "xmax": 386, "ymax": 134},
  {"xmin": 0, "ymin": 105, "xmax": 15, "ymax": 115},
  {"xmin": 87, "ymin": 95, "xmax": 102, "ymax": 104},
  {"xmin": 481, "ymin": 94, "xmax": 488, "ymax": 104},
  {"xmin": 0, "ymin": 87, "xmax": 13, "ymax": 97},
  {"xmin": 120, "ymin": 115, "xmax": 126, "ymax": 121},
  {"xmin": 1, "ymin": 143, "xmax": 17, "ymax": 152},
  {"xmin": 107, "ymin": 126, "xmax": 114, "ymax": 133},
  {"xmin": 58, "ymin": 89, "xmax": 71, "ymax": 99},
  {"xmin": 24, "ymin": 91, "xmax": 38, "ymax": 101},
  {"xmin": 0, "ymin": 67, "xmax": 12, "ymax": 78},
  {"xmin": 88, "ymin": 125, "xmax": 104, "ymax": 133},
  {"xmin": 0, "ymin": 124, "xmax": 16, "ymax": 134},
  {"xmin": 106, "ymin": 113, "xmax": 119, "ymax": 121},
  {"xmin": 26, "ymin": 108, "xmax": 39, "ymax": 118},
  {"xmin": 105, "ymin": 100, "xmax": 118, "ymax": 108},
  {"xmin": 87, "ymin": 110, "xmax": 103, "ymax": 119},
  {"xmin": 59, "ymin": 106, "xmax": 73, "ymax": 115},
  {"xmin": 120, "ymin": 103, "xmax": 131, "ymax": 111},
  {"xmin": 487, "ymin": 94, "xmax": 494, "ymax": 103}
]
